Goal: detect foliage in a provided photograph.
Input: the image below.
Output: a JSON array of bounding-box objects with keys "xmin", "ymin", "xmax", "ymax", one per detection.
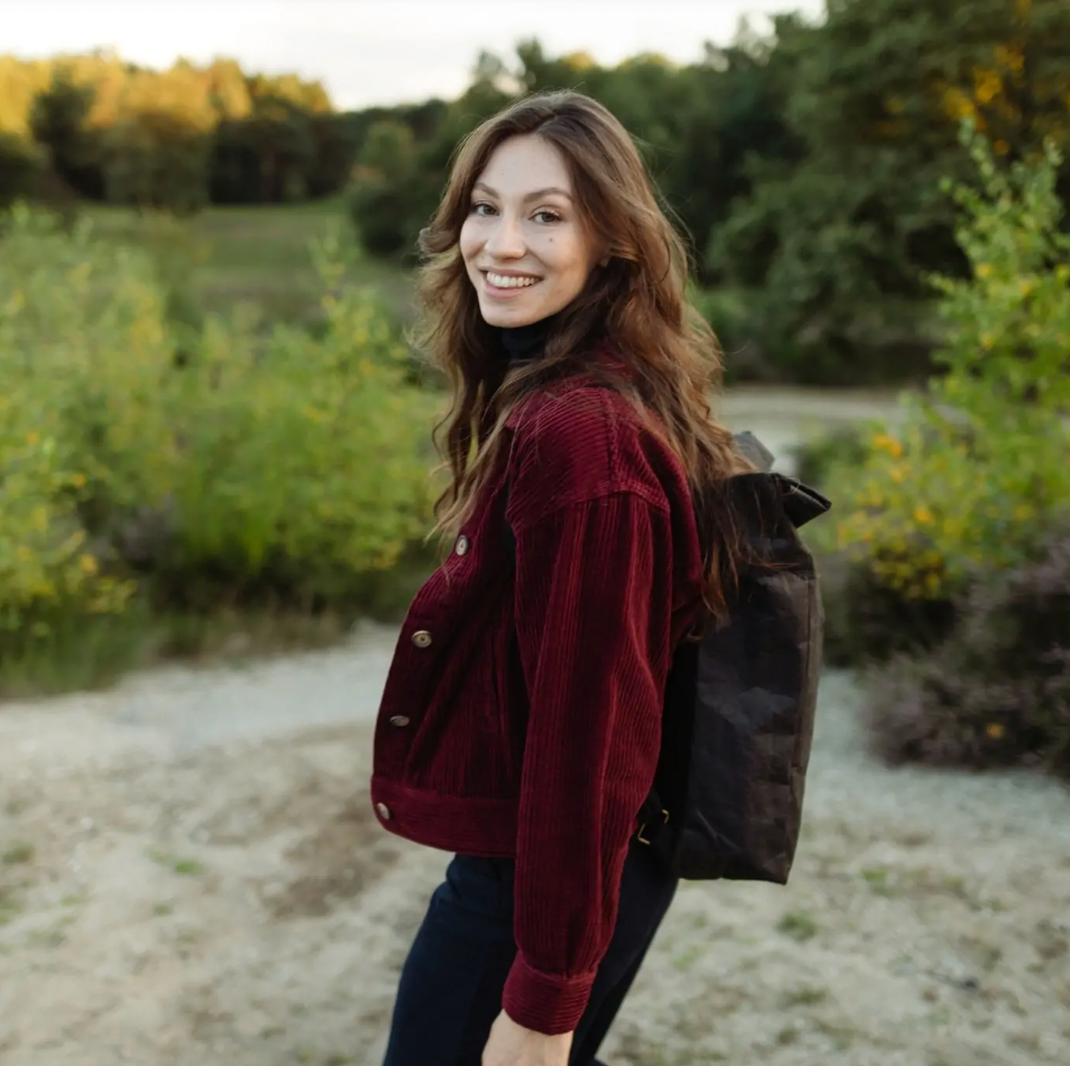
[
  {"xmin": 1, "ymin": 53, "xmax": 355, "ymax": 213},
  {"xmin": 863, "ymin": 521, "xmax": 1070, "ymax": 780},
  {"xmin": 6, "ymin": 2, "xmax": 1070, "ymax": 385},
  {"xmin": 28, "ymin": 68, "xmax": 99, "ymax": 197},
  {"xmin": 0, "ymin": 132, "xmax": 48, "ymax": 210},
  {"xmin": 344, "ymin": 35, "xmax": 802, "ymax": 276},
  {"xmin": 347, "ymin": 76, "xmax": 514, "ymax": 262},
  {"xmin": 0, "ymin": 206, "xmax": 435, "ymax": 663},
  {"xmin": 711, "ymin": 0, "xmax": 1070, "ymax": 382},
  {"xmin": 788, "ymin": 422, "xmax": 873, "ymax": 495},
  {"xmin": 823, "ymin": 123, "xmax": 1070, "ymax": 604},
  {"xmin": 159, "ymin": 234, "xmax": 436, "ymax": 609}
]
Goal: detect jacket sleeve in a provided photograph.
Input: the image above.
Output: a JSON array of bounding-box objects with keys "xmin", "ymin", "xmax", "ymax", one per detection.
[{"xmin": 502, "ymin": 488, "xmax": 676, "ymax": 1034}]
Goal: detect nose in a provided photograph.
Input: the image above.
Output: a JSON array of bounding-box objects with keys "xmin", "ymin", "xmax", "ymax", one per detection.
[{"xmin": 484, "ymin": 212, "xmax": 525, "ymax": 259}]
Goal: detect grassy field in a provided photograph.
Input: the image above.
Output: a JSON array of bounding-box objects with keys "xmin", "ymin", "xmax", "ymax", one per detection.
[{"xmin": 79, "ymin": 197, "xmax": 416, "ymax": 326}]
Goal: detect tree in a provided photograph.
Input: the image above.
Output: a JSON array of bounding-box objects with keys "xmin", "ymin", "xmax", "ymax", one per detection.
[
  {"xmin": 29, "ymin": 69, "xmax": 100, "ymax": 198},
  {"xmin": 711, "ymin": 0, "xmax": 1070, "ymax": 383}
]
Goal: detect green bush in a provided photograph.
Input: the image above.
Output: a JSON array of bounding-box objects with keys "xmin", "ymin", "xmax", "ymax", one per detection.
[
  {"xmin": 810, "ymin": 124, "xmax": 1070, "ymax": 775},
  {"xmin": 817, "ymin": 124, "xmax": 1070, "ymax": 604},
  {"xmin": 0, "ymin": 205, "xmax": 435, "ymax": 682},
  {"xmin": 160, "ymin": 240, "xmax": 436, "ymax": 609},
  {"xmin": 0, "ymin": 206, "xmax": 172, "ymax": 639},
  {"xmin": 789, "ymin": 422, "xmax": 873, "ymax": 496}
]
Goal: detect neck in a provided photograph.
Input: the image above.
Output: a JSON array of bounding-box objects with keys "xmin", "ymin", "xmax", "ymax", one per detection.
[{"xmin": 499, "ymin": 313, "xmax": 556, "ymax": 366}]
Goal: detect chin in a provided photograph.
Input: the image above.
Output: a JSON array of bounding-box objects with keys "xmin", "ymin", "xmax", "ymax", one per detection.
[{"xmin": 478, "ymin": 301, "xmax": 546, "ymax": 328}]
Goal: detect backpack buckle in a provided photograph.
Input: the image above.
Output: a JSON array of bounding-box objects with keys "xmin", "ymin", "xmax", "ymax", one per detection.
[{"xmin": 636, "ymin": 808, "xmax": 669, "ymax": 845}]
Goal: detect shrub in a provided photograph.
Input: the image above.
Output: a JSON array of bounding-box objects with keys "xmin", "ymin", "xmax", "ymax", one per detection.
[
  {"xmin": 0, "ymin": 406, "xmax": 134, "ymax": 642},
  {"xmin": 789, "ymin": 422, "xmax": 874, "ymax": 495},
  {"xmin": 820, "ymin": 124, "xmax": 1070, "ymax": 604},
  {"xmin": 864, "ymin": 521, "xmax": 1070, "ymax": 780},
  {"xmin": 0, "ymin": 205, "xmax": 170, "ymax": 640},
  {"xmin": 158, "ymin": 239, "xmax": 437, "ymax": 609},
  {"xmin": 1, "ymin": 205, "xmax": 436, "ymax": 677}
]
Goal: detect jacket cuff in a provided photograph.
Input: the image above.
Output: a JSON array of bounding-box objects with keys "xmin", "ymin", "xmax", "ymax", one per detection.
[{"xmin": 501, "ymin": 954, "xmax": 597, "ymax": 1035}]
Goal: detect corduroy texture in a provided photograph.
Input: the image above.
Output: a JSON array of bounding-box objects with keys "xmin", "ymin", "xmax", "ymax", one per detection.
[{"xmin": 371, "ymin": 381, "xmax": 704, "ymax": 1034}]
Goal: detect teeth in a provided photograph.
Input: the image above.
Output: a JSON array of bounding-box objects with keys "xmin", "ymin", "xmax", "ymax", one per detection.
[{"xmin": 487, "ymin": 273, "xmax": 539, "ymax": 289}]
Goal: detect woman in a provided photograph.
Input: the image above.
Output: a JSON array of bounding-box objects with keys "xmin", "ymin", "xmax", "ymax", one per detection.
[{"xmin": 371, "ymin": 91, "xmax": 752, "ymax": 1066}]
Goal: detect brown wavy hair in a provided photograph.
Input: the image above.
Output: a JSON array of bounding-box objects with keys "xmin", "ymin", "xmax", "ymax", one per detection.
[{"xmin": 414, "ymin": 90, "xmax": 754, "ymax": 617}]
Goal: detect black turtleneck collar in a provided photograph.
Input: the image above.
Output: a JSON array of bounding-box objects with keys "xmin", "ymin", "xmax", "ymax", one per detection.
[{"xmin": 499, "ymin": 313, "xmax": 557, "ymax": 367}]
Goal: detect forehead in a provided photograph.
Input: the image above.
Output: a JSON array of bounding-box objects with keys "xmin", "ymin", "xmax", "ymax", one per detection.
[{"xmin": 475, "ymin": 135, "xmax": 572, "ymax": 195}]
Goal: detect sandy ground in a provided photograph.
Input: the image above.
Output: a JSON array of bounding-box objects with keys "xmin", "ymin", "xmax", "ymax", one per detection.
[{"xmin": 1, "ymin": 627, "xmax": 1069, "ymax": 1066}]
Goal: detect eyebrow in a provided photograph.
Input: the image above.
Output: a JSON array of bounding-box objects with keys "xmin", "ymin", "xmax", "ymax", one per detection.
[{"xmin": 472, "ymin": 182, "xmax": 573, "ymax": 202}]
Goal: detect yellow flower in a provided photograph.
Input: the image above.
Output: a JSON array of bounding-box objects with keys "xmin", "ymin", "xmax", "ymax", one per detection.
[
  {"xmin": 25, "ymin": 430, "xmax": 40, "ymax": 446},
  {"xmin": 975, "ymin": 263, "xmax": 994, "ymax": 279},
  {"xmin": 79, "ymin": 554, "xmax": 99, "ymax": 575},
  {"xmin": 985, "ymin": 722, "xmax": 1005, "ymax": 740},
  {"xmin": 914, "ymin": 506, "xmax": 933, "ymax": 525},
  {"xmin": 890, "ymin": 465, "xmax": 906, "ymax": 484},
  {"xmin": 872, "ymin": 433, "xmax": 903, "ymax": 457},
  {"xmin": 72, "ymin": 474, "xmax": 87, "ymax": 488}
]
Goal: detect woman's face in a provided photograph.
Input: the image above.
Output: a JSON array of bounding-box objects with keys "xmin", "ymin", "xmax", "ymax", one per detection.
[{"xmin": 459, "ymin": 134, "xmax": 600, "ymax": 328}]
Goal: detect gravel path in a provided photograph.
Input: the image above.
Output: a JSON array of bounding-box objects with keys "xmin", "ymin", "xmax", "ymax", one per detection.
[{"xmin": 1, "ymin": 624, "xmax": 1069, "ymax": 1066}]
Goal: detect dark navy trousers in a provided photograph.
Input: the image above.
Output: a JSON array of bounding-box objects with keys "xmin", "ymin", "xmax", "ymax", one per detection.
[{"xmin": 382, "ymin": 839, "xmax": 678, "ymax": 1066}]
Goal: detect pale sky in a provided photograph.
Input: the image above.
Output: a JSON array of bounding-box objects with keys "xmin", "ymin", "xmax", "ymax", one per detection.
[{"xmin": 5, "ymin": 0, "xmax": 826, "ymax": 110}]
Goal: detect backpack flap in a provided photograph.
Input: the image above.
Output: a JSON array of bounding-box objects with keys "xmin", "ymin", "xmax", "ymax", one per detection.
[{"xmin": 775, "ymin": 474, "xmax": 831, "ymax": 530}]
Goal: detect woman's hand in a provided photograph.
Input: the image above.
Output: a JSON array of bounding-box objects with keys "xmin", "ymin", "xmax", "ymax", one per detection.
[{"xmin": 482, "ymin": 1010, "xmax": 573, "ymax": 1066}]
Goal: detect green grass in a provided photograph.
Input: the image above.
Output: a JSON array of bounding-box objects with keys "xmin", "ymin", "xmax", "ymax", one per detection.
[
  {"xmin": 0, "ymin": 601, "xmax": 392, "ymax": 701},
  {"xmin": 1, "ymin": 842, "xmax": 35, "ymax": 865},
  {"xmin": 78, "ymin": 198, "xmax": 415, "ymax": 326},
  {"xmin": 777, "ymin": 911, "xmax": 819, "ymax": 943},
  {"xmin": 779, "ymin": 984, "xmax": 830, "ymax": 1008},
  {"xmin": 149, "ymin": 850, "xmax": 205, "ymax": 877}
]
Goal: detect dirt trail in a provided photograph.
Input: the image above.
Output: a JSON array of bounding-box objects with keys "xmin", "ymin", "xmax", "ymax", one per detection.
[{"xmin": 1, "ymin": 631, "xmax": 1069, "ymax": 1066}]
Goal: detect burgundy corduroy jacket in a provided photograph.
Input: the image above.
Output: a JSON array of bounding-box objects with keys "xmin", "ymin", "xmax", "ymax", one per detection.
[{"xmin": 370, "ymin": 375, "xmax": 705, "ymax": 1035}]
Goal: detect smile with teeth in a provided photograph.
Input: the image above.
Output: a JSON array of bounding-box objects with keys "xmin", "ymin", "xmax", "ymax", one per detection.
[{"xmin": 485, "ymin": 272, "xmax": 541, "ymax": 289}]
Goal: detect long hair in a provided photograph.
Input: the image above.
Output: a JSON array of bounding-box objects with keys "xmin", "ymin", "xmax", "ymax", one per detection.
[{"xmin": 414, "ymin": 90, "xmax": 754, "ymax": 617}]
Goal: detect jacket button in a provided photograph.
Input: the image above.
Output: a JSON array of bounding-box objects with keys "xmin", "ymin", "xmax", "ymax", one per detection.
[
  {"xmin": 389, "ymin": 715, "xmax": 410, "ymax": 728},
  {"xmin": 455, "ymin": 535, "xmax": 470, "ymax": 556},
  {"xmin": 376, "ymin": 802, "xmax": 392, "ymax": 821},
  {"xmin": 411, "ymin": 629, "xmax": 433, "ymax": 648}
]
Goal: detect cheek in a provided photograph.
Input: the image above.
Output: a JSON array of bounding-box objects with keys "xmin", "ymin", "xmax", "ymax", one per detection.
[
  {"xmin": 459, "ymin": 220, "xmax": 481, "ymax": 265},
  {"xmin": 554, "ymin": 235, "xmax": 593, "ymax": 284}
]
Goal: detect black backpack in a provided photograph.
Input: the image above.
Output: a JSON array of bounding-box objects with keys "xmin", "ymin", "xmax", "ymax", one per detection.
[
  {"xmin": 503, "ymin": 430, "xmax": 830, "ymax": 886},
  {"xmin": 636, "ymin": 431, "xmax": 831, "ymax": 884}
]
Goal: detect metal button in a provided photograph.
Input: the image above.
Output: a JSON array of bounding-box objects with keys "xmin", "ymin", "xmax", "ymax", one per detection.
[
  {"xmin": 455, "ymin": 535, "xmax": 470, "ymax": 556},
  {"xmin": 389, "ymin": 715, "xmax": 410, "ymax": 728},
  {"xmin": 411, "ymin": 629, "xmax": 433, "ymax": 649},
  {"xmin": 375, "ymin": 802, "xmax": 392, "ymax": 821}
]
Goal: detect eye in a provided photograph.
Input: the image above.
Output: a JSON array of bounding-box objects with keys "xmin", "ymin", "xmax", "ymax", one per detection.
[
  {"xmin": 533, "ymin": 209, "xmax": 562, "ymax": 225},
  {"xmin": 470, "ymin": 201, "xmax": 496, "ymax": 217}
]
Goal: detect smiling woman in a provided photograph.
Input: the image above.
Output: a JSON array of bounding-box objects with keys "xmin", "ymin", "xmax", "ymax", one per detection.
[{"xmin": 371, "ymin": 90, "xmax": 757, "ymax": 1066}]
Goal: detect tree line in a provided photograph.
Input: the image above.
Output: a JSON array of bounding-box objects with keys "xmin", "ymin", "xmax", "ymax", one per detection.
[
  {"xmin": 0, "ymin": 49, "xmax": 376, "ymax": 212},
  {"xmin": 2, "ymin": 0, "xmax": 1069, "ymax": 383},
  {"xmin": 348, "ymin": 0, "xmax": 1070, "ymax": 383}
]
